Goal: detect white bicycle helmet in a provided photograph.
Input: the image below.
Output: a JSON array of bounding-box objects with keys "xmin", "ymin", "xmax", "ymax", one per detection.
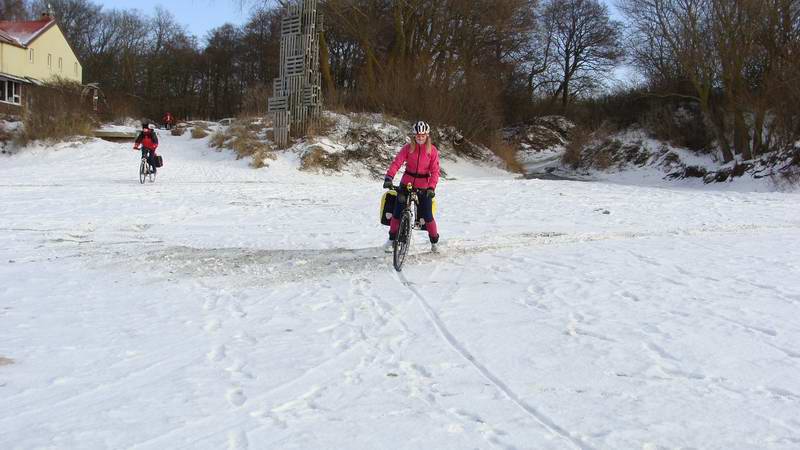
[{"xmin": 412, "ymin": 121, "xmax": 430, "ymax": 134}]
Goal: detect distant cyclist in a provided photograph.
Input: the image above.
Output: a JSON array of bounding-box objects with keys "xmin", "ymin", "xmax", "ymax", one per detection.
[
  {"xmin": 133, "ymin": 122, "xmax": 159, "ymax": 175},
  {"xmin": 382, "ymin": 120, "xmax": 441, "ymax": 253},
  {"xmin": 162, "ymin": 112, "xmax": 175, "ymax": 130}
]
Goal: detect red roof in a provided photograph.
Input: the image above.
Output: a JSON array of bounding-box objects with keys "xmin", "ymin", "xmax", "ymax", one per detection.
[{"xmin": 0, "ymin": 18, "xmax": 55, "ymax": 47}]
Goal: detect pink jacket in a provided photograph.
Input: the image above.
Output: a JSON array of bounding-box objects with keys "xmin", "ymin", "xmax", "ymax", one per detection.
[{"xmin": 386, "ymin": 142, "xmax": 441, "ymax": 190}]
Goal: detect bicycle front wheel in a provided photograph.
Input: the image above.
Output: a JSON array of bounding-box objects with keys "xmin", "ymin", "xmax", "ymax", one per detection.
[
  {"xmin": 393, "ymin": 211, "xmax": 412, "ymax": 271},
  {"xmin": 139, "ymin": 158, "xmax": 146, "ymax": 184}
]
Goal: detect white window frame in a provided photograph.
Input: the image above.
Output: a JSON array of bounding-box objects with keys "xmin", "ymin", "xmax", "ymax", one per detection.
[
  {"xmin": 58, "ymin": 57, "xmax": 63, "ymax": 72},
  {"xmin": 0, "ymin": 80, "xmax": 22, "ymax": 105},
  {"xmin": 28, "ymin": 48, "xmax": 34, "ymax": 63},
  {"xmin": 47, "ymin": 54, "xmax": 52, "ymax": 68}
]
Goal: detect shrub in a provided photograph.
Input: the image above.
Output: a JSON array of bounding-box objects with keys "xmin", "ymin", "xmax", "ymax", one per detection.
[
  {"xmin": 594, "ymin": 148, "xmax": 613, "ymax": 170},
  {"xmin": 17, "ymin": 80, "xmax": 96, "ymax": 145},
  {"xmin": 0, "ymin": 126, "xmax": 13, "ymax": 144},
  {"xmin": 485, "ymin": 132, "xmax": 523, "ymax": 173},
  {"xmin": 171, "ymin": 126, "xmax": 186, "ymax": 136},
  {"xmin": 562, "ymin": 124, "xmax": 612, "ymax": 169},
  {"xmin": 562, "ymin": 126, "xmax": 591, "ymax": 168}
]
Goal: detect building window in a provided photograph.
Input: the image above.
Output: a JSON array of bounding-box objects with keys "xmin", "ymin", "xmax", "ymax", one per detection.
[
  {"xmin": 47, "ymin": 54, "xmax": 52, "ymax": 68},
  {"xmin": 28, "ymin": 48, "xmax": 34, "ymax": 63},
  {"xmin": 0, "ymin": 80, "xmax": 21, "ymax": 105},
  {"xmin": 58, "ymin": 57, "xmax": 63, "ymax": 72}
]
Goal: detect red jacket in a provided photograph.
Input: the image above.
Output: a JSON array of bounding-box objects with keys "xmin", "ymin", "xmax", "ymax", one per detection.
[
  {"xmin": 386, "ymin": 142, "xmax": 440, "ymax": 190},
  {"xmin": 134, "ymin": 130, "xmax": 159, "ymax": 151}
]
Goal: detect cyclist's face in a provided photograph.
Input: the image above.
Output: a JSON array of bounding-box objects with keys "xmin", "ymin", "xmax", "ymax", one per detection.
[{"xmin": 415, "ymin": 133, "xmax": 428, "ymax": 145}]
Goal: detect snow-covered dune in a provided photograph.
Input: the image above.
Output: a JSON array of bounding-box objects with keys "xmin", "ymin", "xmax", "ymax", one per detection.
[{"xmin": 1, "ymin": 130, "xmax": 799, "ymax": 449}]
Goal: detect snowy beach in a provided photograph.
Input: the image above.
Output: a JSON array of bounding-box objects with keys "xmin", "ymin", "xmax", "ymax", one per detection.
[{"xmin": 2, "ymin": 131, "xmax": 799, "ymax": 449}]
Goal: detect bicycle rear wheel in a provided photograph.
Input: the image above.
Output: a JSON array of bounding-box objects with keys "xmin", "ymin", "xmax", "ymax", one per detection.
[
  {"xmin": 393, "ymin": 211, "xmax": 412, "ymax": 271},
  {"xmin": 139, "ymin": 158, "xmax": 146, "ymax": 184}
]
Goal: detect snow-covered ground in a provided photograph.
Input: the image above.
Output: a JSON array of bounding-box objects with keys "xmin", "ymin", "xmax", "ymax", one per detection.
[{"xmin": 1, "ymin": 130, "xmax": 799, "ymax": 449}]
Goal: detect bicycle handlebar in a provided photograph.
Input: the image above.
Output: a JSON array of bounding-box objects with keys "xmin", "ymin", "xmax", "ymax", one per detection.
[{"xmin": 389, "ymin": 184, "xmax": 424, "ymax": 192}]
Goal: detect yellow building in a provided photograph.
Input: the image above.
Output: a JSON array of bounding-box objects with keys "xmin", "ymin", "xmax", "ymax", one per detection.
[{"xmin": 0, "ymin": 13, "xmax": 82, "ymax": 113}]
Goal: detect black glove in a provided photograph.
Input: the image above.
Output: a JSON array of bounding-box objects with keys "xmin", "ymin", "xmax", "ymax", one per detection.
[
  {"xmin": 426, "ymin": 188, "xmax": 435, "ymax": 198},
  {"xmin": 383, "ymin": 177, "xmax": 393, "ymax": 189}
]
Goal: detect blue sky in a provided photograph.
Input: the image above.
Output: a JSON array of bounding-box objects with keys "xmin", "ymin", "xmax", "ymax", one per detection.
[
  {"xmin": 96, "ymin": 0, "xmax": 625, "ymax": 43},
  {"xmin": 95, "ymin": 0, "xmax": 253, "ymax": 40}
]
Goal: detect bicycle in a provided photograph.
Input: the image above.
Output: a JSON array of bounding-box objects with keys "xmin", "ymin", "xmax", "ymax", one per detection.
[
  {"xmin": 390, "ymin": 183, "xmax": 427, "ymax": 272},
  {"xmin": 138, "ymin": 149, "xmax": 156, "ymax": 184}
]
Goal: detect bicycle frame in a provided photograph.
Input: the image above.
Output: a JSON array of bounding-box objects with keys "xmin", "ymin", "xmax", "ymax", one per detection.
[
  {"xmin": 139, "ymin": 151, "xmax": 155, "ymax": 184},
  {"xmin": 391, "ymin": 183, "xmax": 423, "ymax": 271}
]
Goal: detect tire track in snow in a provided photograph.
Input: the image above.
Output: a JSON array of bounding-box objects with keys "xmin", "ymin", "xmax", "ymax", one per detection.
[
  {"xmin": 394, "ymin": 271, "xmax": 594, "ymax": 450},
  {"xmin": 134, "ymin": 222, "xmax": 800, "ymax": 286}
]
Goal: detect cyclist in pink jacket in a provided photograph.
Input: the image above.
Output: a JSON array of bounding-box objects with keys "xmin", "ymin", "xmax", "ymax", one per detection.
[{"xmin": 382, "ymin": 121, "xmax": 441, "ymax": 253}]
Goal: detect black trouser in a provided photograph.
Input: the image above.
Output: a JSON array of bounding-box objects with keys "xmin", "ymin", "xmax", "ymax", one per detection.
[
  {"xmin": 392, "ymin": 187, "xmax": 434, "ymax": 222},
  {"xmin": 141, "ymin": 148, "xmax": 157, "ymax": 172}
]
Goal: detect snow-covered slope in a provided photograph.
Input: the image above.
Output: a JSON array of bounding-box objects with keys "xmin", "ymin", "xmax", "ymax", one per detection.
[
  {"xmin": 292, "ymin": 112, "xmax": 510, "ymax": 180},
  {"xmin": 1, "ymin": 130, "xmax": 799, "ymax": 449},
  {"xmin": 508, "ymin": 117, "xmax": 800, "ymax": 192}
]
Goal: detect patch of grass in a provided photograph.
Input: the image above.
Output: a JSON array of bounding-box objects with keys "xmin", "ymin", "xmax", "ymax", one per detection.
[
  {"xmin": 171, "ymin": 126, "xmax": 186, "ymax": 136},
  {"xmin": 212, "ymin": 123, "xmax": 275, "ymax": 168},
  {"xmin": 244, "ymin": 119, "xmax": 264, "ymax": 133},
  {"xmin": 191, "ymin": 127, "xmax": 209, "ymax": 139},
  {"xmin": 250, "ymin": 148, "xmax": 277, "ymax": 168},
  {"xmin": 350, "ymin": 113, "xmax": 372, "ymax": 128},
  {"xmin": 209, "ymin": 130, "xmax": 227, "ymax": 148},
  {"xmin": 300, "ymin": 145, "xmax": 343, "ymax": 172},
  {"xmin": 231, "ymin": 134, "xmax": 269, "ymax": 160},
  {"xmin": 307, "ymin": 114, "xmax": 337, "ymax": 137}
]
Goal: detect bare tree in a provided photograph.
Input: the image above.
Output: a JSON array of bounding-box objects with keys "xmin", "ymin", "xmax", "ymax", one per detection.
[
  {"xmin": 620, "ymin": 0, "xmax": 800, "ymax": 162},
  {"xmin": 319, "ymin": 0, "xmax": 539, "ymax": 136},
  {"xmin": 0, "ymin": 0, "xmax": 31, "ymax": 21},
  {"xmin": 535, "ymin": 0, "xmax": 624, "ymax": 107},
  {"xmin": 29, "ymin": 0, "xmax": 103, "ymax": 58}
]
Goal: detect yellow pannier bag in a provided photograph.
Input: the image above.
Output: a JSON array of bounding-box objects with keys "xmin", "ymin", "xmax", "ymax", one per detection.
[
  {"xmin": 380, "ymin": 189, "xmax": 438, "ymax": 227},
  {"xmin": 379, "ymin": 189, "xmax": 397, "ymax": 226}
]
